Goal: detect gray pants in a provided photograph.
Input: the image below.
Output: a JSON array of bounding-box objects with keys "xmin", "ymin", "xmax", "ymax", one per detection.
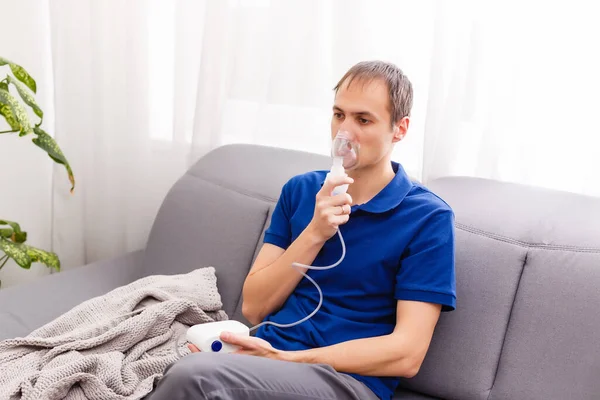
[{"xmin": 145, "ymin": 352, "xmax": 379, "ymax": 400}]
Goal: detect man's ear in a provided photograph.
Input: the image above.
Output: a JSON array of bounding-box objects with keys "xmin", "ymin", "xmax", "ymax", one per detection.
[{"xmin": 392, "ymin": 117, "xmax": 410, "ymax": 143}]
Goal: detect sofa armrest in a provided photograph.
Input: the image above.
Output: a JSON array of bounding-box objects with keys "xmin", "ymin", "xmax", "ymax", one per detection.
[{"xmin": 0, "ymin": 250, "xmax": 145, "ymax": 340}]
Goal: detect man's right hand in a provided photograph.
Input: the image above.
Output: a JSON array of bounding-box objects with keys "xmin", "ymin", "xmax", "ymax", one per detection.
[{"xmin": 307, "ymin": 174, "xmax": 354, "ymax": 242}]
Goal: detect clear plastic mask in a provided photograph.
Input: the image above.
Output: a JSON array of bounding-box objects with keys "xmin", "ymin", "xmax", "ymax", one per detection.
[{"xmin": 331, "ymin": 130, "xmax": 360, "ymax": 170}]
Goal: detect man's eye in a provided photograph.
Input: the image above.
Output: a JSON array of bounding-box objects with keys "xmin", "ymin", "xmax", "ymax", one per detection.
[
  {"xmin": 358, "ymin": 118, "xmax": 370, "ymax": 125},
  {"xmin": 334, "ymin": 113, "xmax": 344, "ymax": 120}
]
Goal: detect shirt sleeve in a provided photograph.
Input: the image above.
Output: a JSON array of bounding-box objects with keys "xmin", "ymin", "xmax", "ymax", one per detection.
[
  {"xmin": 395, "ymin": 209, "xmax": 457, "ymax": 311},
  {"xmin": 263, "ymin": 179, "xmax": 294, "ymax": 250}
]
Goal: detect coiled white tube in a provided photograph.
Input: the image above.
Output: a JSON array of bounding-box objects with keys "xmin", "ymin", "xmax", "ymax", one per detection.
[{"xmin": 249, "ymin": 228, "xmax": 345, "ymax": 333}]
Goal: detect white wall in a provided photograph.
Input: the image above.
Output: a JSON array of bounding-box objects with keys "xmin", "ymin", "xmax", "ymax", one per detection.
[{"xmin": 0, "ymin": 0, "xmax": 56, "ymax": 288}]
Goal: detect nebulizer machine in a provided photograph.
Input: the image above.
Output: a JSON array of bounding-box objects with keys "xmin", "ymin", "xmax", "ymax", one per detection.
[{"xmin": 185, "ymin": 131, "xmax": 360, "ymax": 353}]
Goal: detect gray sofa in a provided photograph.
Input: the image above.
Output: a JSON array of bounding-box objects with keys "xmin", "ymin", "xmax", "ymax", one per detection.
[{"xmin": 1, "ymin": 144, "xmax": 599, "ymax": 400}]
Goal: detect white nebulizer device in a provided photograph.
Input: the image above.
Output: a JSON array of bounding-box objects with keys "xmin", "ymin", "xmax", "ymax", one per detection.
[
  {"xmin": 328, "ymin": 130, "xmax": 359, "ymax": 195},
  {"xmin": 186, "ymin": 130, "xmax": 360, "ymax": 353}
]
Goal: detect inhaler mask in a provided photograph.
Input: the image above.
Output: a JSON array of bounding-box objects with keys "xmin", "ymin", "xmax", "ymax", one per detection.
[{"xmin": 331, "ymin": 130, "xmax": 360, "ymax": 170}]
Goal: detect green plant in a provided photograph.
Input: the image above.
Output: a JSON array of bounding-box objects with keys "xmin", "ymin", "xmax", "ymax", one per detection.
[{"xmin": 0, "ymin": 56, "xmax": 75, "ymax": 288}]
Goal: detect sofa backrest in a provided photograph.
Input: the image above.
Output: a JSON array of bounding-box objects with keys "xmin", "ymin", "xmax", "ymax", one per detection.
[
  {"xmin": 419, "ymin": 177, "xmax": 600, "ymax": 400},
  {"xmin": 143, "ymin": 144, "xmax": 330, "ymax": 322},
  {"xmin": 143, "ymin": 144, "xmax": 600, "ymax": 400}
]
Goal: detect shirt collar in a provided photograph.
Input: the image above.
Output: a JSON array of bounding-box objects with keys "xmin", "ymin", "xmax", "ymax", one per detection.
[{"xmin": 320, "ymin": 161, "xmax": 413, "ymax": 214}]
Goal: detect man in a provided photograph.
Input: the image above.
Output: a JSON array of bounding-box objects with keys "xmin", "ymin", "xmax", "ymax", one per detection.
[{"xmin": 147, "ymin": 61, "xmax": 456, "ymax": 400}]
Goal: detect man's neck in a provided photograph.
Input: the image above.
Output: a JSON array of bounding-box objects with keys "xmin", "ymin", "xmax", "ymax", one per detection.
[{"xmin": 346, "ymin": 158, "xmax": 396, "ymax": 206}]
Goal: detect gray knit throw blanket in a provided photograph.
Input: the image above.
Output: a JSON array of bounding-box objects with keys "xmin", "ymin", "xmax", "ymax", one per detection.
[{"xmin": 0, "ymin": 267, "xmax": 229, "ymax": 400}]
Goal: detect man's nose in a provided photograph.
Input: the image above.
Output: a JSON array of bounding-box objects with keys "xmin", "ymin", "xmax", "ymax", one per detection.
[
  {"xmin": 339, "ymin": 120, "xmax": 360, "ymax": 137},
  {"xmin": 339, "ymin": 120, "xmax": 354, "ymax": 131},
  {"xmin": 335, "ymin": 127, "xmax": 358, "ymax": 142}
]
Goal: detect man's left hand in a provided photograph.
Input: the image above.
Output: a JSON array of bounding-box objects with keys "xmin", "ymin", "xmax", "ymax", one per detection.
[{"xmin": 187, "ymin": 331, "xmax": 288, "ymax": 361}]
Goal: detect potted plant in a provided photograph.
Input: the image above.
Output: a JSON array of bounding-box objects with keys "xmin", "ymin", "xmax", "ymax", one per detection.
[{"xmin": 0, "ymin": 56, "xmax": 74, "ymax": 288}]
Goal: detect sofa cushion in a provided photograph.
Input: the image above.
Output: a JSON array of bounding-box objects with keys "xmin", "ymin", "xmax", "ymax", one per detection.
[
  {"xmin": 0, "ymin": 250, "xmax": 144, "ymax": 340},
  {"xmin": 489, "ymin": 249, "xmax": 600, "ymax": 400},
  {"xmin": 143, "ymin": 174, "xmax": 270, "ymax": 319},
  {"xmin": 143, "ymin": 144, "xmax": 330, "ymax": 320},
  {"xmin": 427, "ymin": 176, "xmax": 600, "ymax": 249},
  {"xmin": 399, "ymin": 228, "xmax": 526, "ymax": 400},
  {"xmin": 394, "ymin": 387, "xmax": 440, "ymax": 399},
  {"xmin": 426, "ymin": 176, "xmax": 600, "ymax": 400}
]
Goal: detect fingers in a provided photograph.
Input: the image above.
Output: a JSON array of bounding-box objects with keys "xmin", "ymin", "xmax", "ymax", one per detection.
[
  {"xmin": 220, "ymin": 331, "xmax": 255, "ymax": 348},
  {"xmin": 332, "ymin": 204, "xmax": 351, "ymax": 216},
  {"xmin": 187, "ymin": 343, "xmax": 201, "ymax": 353},
  {"xmin": 311, "ymin": 174, "xmax": 353, "ymax": 240},
  {"xmin": 315, "ymin": 192, "xmax": 352, "ymax": 222},
  {"xmin": 329, "ymin": 214, "xmax": 350, "ymax": 226},
  {"xmin": 319, "ymin": 174, "xmax": 354, "ymax": 196},
  {"xmin": 316, "ymin": 209, "xmax": 350, "ymax": 226},
  {"xmin": 324, "ymin": 192, "xmax": 353, "ymax": 208},
  {"xmin": 220, "ymin": 331, "xmax": 239, "ymax": 344},
  {"xmin": 317, "ymin": 193, "xmax": 352, "ymax": 210}
]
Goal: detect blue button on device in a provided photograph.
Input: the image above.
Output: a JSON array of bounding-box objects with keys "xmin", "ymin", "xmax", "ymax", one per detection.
[{"xmin": 211, "ymin": 340, "xmax": 223, "ymax": 352}]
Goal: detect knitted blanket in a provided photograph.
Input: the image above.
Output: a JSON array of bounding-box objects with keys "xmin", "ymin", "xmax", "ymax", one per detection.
[{"xmin": 0, "ymin": 267, "xmax": 228, "ymax": 400}]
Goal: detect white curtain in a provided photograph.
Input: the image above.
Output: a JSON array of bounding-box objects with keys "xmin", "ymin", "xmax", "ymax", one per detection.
[
  {"xmin": 1, "ymin": 0, "xmax": 599, "ymax": 287},
  {"xmin": 422, "ymin": 1, "xmax": 600, "ymax": 196}
]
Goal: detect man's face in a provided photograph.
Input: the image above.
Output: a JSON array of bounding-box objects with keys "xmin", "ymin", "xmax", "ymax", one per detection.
[{"xmin": 331, "ymin": 77, "xmax": 406, "ymax": 171}]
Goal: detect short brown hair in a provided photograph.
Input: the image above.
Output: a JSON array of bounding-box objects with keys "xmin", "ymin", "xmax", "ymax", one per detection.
[{"xmin": 333, "ymin": 61, "xmax": 413, "ymax": 127}]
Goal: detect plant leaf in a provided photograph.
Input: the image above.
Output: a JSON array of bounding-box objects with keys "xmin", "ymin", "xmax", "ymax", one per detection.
[
  {"xmin": 23, "ymin": 244, "xmax": 60, "ymax": 271},
  {"xmin": 0, "ymin": 219, "xmax": 23, "ymax": 233},
  {"xmin": 0, "ymin": 229, "xmax": 25, "ymax": 243},
  {"xmin": 12, "ymin": 231, "xmax": 27, "ymax": 243},
  {"xmin": 0, "ymin": 228, "xmax": 13, "ymax": 238},
  {"xmin": 9, "ymin": 63, "xmax": 37, "ymax": 94},
  {"xmin": 0, "ymin": 57, "xmax": 37, "ymax": 93},
  {"xmin": 0, "ymin": 237, "xmax": 32, "ymax": 269},
  {"xmin": 0, "ymin": 220, "xmax": 27, "ymax": 243},
  {"xmin": 0, "ymin": 81, "xmax": 19, "ymax": 131},
  {"xmin": 7, "ymin": 75, "xmax": 43, "ymax": 120},
  {"xmin": 32, "ymin": 127, "xmax": 75, "ymax": 192},
  {"xmin": 0, "ymin": 103, "xmax": 19, "ymax": 131},
  {"xmin": 0, "ymin": 235, "xmax": 59, "ymax": 271},
  {"xmin": 0, "ymin": 88, "xmax": 32, "ymax": 135}
]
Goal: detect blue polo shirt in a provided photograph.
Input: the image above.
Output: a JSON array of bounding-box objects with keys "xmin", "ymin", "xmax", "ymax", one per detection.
[{"xmin": 255, "ymin": 161, "xmax": 456, "ymax": 400}]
